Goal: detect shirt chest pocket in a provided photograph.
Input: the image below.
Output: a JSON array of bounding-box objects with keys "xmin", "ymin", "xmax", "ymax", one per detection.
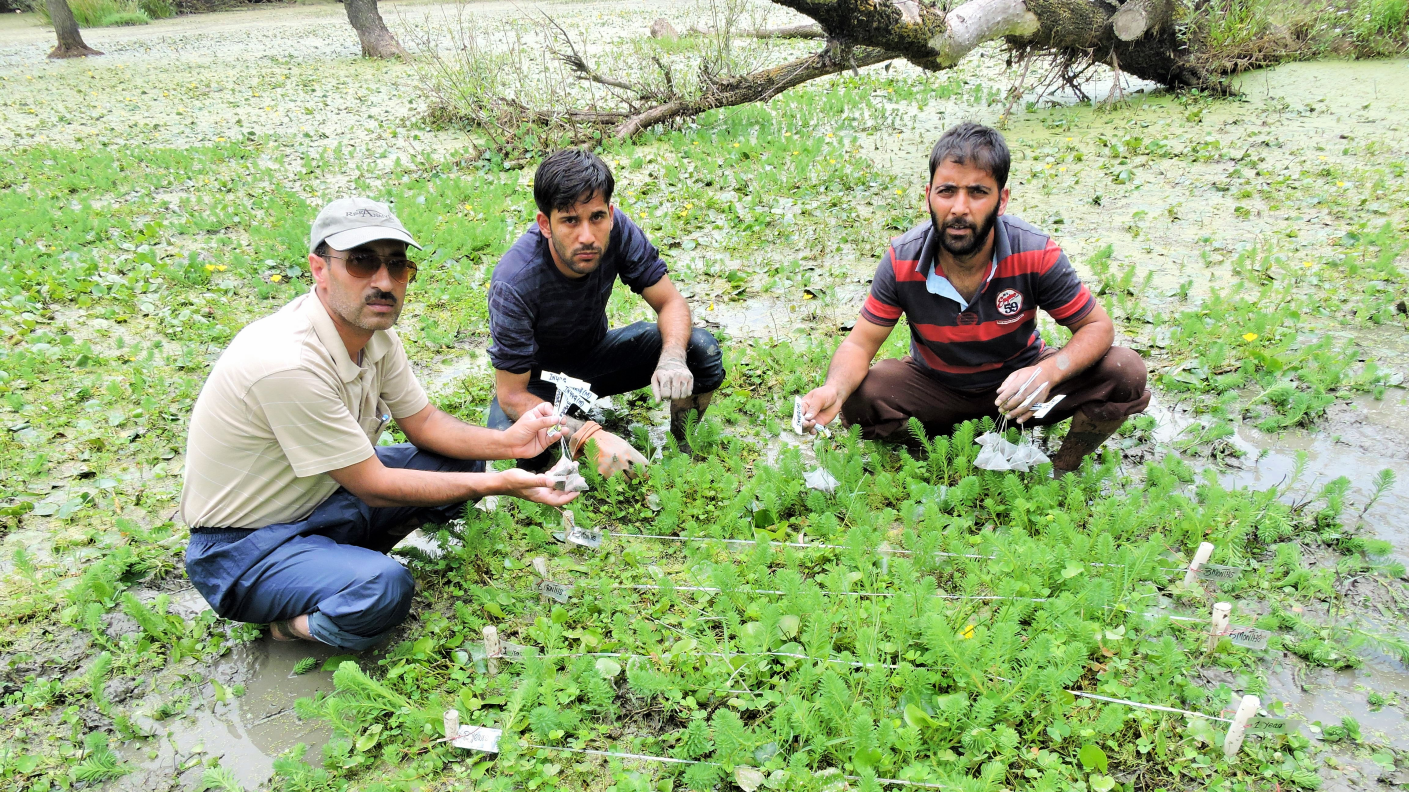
[{"xmin": 359, "ymin": 396, "xmax": 392, "ymax": 446}]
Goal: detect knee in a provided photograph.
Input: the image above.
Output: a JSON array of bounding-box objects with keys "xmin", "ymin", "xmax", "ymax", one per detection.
[
  {"xmin": 312, "ymin": 559, "xmax": 416, "ymax": 649},
  {"xmin": 1102, "ymin": 347, "xmax": 1148, "ymax": 400},
  {"xmin": 687, "ymin": 328, "xmax": 726, "ymax": 391}
]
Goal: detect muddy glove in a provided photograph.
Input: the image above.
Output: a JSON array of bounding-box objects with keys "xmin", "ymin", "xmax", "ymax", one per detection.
[
  {"xmin": 651, "ymin": 355, "xmax": 694, "ymax": 402},
  {"xmin": 570, "ymin": 421, "xmax": 650, "ymax": 478}
]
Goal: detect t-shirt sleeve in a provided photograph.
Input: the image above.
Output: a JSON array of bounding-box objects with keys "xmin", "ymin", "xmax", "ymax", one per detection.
[
  {"xmin": 860, "ymin": 245, "xmax": 905, "ymax": 327},
  {"xmin": 1035, "ymin": 245, "xmax": 1096, "ymax": 326},
  {"xmin": 378, "ymin": 331, "xmax": 429, "ymax": 419},
  {"xmin": 248, "ymin": 369, "xmax": 374, "ymax": 478},
  {"xmin": 487, "ymin": 280, "xmax": 539, "ymax": 374},
  {"xmin": 612, "ymin": 211, "xmax": 668, "ymax": 294}
]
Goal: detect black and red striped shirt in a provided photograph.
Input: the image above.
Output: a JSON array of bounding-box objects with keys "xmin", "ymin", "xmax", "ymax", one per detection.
[{"xmin": 861, "ymin": 214, "xmax": 1095, "ymax": 392}]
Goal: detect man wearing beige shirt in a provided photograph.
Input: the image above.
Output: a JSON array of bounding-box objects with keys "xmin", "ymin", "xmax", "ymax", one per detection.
[{"xmin": 181, "ymin": 197, "xmax": 576, "ymax": 650}]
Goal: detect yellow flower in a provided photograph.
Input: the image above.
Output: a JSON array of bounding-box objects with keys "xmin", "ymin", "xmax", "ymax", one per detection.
[
  {"xmin": 826, "ymin": 133, "xmax": 834, "ymax": 138},
  {"xmin": 1043, "ymin": 163, "xmax": 1051, "ymax": 169},
  {"xmin": 1242, "ymin": 333, "xmax": 1258, "ymax": 342},
  {"xmin": 707, "ymin": 302, "xmax": 715, "ymax": 311},
  {"xmin": 1336, "ymin": 181, "xmax": 1345, "ymax": 187},
  {"xmin": 732, "ymin": 143, "xmax": 739, "ymax": 148},
  {"xmin": 792, "ymin": 151, "xmax": 799, "ymax": 155},
  {"xmin": 1058, "ymin": 166, "xmax": 1067, "ymax": 172},
  {"xmin": 1302, "ymin": 261, "xmax": 1313, "ymax": 268},
  {"xmin": 204, "ymin": 264, "xmax": 215, "ymax": 272},
  {"xmin": 685, "ymin": 203, "xmax": 693, "ymax": 210},
  {"xmin": 1318, "ymin": 155, "xmax": 1327, "ymax": 160},
  {"xmin": 960, "ymin": 624, "xmax": 975, "ymax": 640},
  {"xmin": 216, "ymin": 265, "xmax": 227, "ymax": 271},
  {"xmin": 270, "ymin": 274, "xmax": 283, "ymax": 283},
  {"xmin": 829, "ymin": 159, "xmax": 836, "ymax": 164}
]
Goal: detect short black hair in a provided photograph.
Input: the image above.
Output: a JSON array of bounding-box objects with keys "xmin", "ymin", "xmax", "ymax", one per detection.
[
  {"xmin": 534, "ymin": 149, "xmax": 615, "ymax": 217},
  {"xmin": 314, "ymin": 241, "xmax": 330, "ymax": 257},
  {"xmin": 928, "ymin": 122, "xmax": 1011, "ymax": 189}
]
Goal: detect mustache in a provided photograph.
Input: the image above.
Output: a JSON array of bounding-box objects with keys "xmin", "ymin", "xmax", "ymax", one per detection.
[
  {"xmin": 572, "ymin": 245, "xmax": 602, "ymax": 256},
  {"xmin": 944, "ymin": 219, "xmax": 976, "ymax": 231},
  {"xmin": 365, "ymin": 290, "xmax": 397, "ymax": 305}
]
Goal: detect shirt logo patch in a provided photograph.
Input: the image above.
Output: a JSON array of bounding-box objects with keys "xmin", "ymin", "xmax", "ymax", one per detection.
[
  {"xmin": 996, "ymin": 289, "xmax": 1024, "ymax": 316},
  {"xmin": 956, "ymin": 312, "xmax": 978, "ymax": 326}
]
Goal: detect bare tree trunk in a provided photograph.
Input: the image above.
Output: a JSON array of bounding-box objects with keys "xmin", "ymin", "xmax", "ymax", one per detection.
[
  {"xmin": 45, "ymin": 0, "xmax": 102, "ymax": 59},
  {"xmin": 344, "ymin": 0, "xmax": 406, "ymax": 58}
]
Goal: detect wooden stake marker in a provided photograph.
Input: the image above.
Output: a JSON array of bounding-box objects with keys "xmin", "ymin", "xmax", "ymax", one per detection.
[
  {"xmin": 484, "ymin": 625, "xmax": 502, "ymax": 675},
  {"xmin": 1223, "ymin": 694, "xmax": 1259, "ymax": 758},
  {"xmin": 1208, "ymin": 602, "xmax": 1231, "ymax": 652},
  {"xmin": 878, "ymin": 542, "xmax": 893, "ymax": 575},
  {"xmin": 1183, "ymin": 542, "xmax": 1214, "ymax": 587},
  {"xmin": 443, "ymin": 708, "xmax": 460, "ymax": 740}
]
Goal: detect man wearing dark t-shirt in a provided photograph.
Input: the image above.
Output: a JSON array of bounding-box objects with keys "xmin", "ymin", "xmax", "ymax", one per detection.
[
  {"xmin": 487, "ymin": 149, "xmax": 725, "ymax": 474},
  {"xmin": 800, "ymin": 123, "xmax": 1149, "ymax": 472}
]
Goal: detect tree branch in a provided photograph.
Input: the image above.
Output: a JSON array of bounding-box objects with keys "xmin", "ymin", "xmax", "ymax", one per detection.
[{"xmin": 614, "ymin": 45, "xmax": 898, "ymax": 139}]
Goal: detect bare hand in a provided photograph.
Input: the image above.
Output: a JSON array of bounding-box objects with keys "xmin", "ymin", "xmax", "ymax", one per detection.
[
  {"xmin": 500, "ymin": 402, "xmax": 566, "ymax": 459},
  {"xmin": 799, "ymin": 385, "xmax": 842, "ymax": 434},
  {"xmin": 585, "ymin": 430, "xmax": 650, "ymax": 478},
  {"xmin": 496, "ymin": 468, "xmax": 580, "ymax": 506},
  {"xmin": 651, "ymin": 355, "xmax": 694, "ymax": 402},
  {"xmin": 994, "ymin": 363, "xmax": 1053, "ymax": 424}
]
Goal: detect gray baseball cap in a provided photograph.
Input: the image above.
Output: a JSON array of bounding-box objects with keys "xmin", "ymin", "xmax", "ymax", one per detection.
[{"xmin": 309, "ymin": 197, "xmax": 421, "ymax": 254}]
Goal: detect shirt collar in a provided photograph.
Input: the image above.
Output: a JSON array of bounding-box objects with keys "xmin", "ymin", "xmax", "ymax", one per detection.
[
  {"xmin": 918, "ymin": 217, "xmax": 1003, "ymax": 310},
  {"xmin": 299, "ymin": 290, "xmax": 392, "ymax": 382}
]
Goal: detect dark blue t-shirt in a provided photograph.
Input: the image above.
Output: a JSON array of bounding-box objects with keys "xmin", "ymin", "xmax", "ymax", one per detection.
[{"xmin": 488, "ymin": 208, "xmax": 668, "ymax": 374}]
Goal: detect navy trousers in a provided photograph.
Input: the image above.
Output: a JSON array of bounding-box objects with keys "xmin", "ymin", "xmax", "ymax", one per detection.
[
  {"xmin": 486, "ymin": 321, "xmax": 725, "ymax": 469},
  {"xmin": 184, "ymin": 444, "xmax": 483, "ymax": 650}
]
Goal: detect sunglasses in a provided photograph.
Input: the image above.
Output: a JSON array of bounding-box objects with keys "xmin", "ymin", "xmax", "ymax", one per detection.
[{"xmin": 327, "ymin": 251, "xmax": 418, "ymax": 284}]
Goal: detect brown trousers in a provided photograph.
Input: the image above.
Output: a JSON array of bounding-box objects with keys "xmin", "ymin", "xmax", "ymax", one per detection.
[{"xmin": 841, "ymin": 347, "xmax": 1150, "ymax": 441}]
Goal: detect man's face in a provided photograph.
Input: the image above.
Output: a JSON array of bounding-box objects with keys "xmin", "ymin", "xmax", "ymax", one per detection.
[
  {"xmin": 311, "ymin": 238, "xmax": 409, "ymax": 333},
  {"xmin": 926, "ymin": 159, "xmax": 1009, "ymax": 260},
  {"xmin": 536, "ymin": 193, "xmax": 613, "ymax": 277}
]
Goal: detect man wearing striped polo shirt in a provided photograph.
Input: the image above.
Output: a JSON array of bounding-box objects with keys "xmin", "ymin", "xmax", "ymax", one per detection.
[{"xmin": 800, "ymin": 123, "xmax": 1149, "ymax": 472}]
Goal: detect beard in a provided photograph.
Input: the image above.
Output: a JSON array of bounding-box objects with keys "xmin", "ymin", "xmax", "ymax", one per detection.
[
  {"xmin": 550, "ymin": 233, "xmax": 604, "ymax": 275},
  {"xmin": 932, "ymin": 203, "xmax": 1000, "ymax": 259},
  {"xmin": 328, "ymin": 285, "xmax": 401, "ymax": 332}
]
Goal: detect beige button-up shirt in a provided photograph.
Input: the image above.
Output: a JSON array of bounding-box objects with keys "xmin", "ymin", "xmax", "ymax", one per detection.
[{"xmin": 179, "ymin": 290, "xmax": 428, "ymax": 529}]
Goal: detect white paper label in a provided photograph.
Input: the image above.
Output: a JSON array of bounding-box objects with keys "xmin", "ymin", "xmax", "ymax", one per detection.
[
  {"xmin": 1227, "ymin": 627, "xmax": 1271, "ymax": 650},
  {"xmin": 1198, "ymin": 563, "xmax": 1242, "ymax": 582},
  {"xmin": 452, "ymin": 725, "xmax": 503, "ymax": 752},
  {"xmin": 538, "ymin": 580, "xmax": 574, "ymax": 603},
  {"xmin": 1246, "ymin": 716, "xmax": 1291, "ymax": 734}
]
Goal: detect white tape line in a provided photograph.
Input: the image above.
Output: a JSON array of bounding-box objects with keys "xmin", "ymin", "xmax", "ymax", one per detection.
[
  {"xmin": 1068, "ymin": 691, "xmax": 1233, "ymax": 723},
  {"xmin": 543, "ymin": 649, "xmax": 900, "ymax": 670},
  {"xmin": 614, "ymin": 584, "xmax": 1049, "ymax": 602}
]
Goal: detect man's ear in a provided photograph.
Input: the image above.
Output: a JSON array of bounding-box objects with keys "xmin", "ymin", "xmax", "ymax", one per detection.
[
  {"xmin": 998, "ymin": 186, "xmax": 1010, "ymax": 215},
  {"xmin": 308, "ymin": 252, "xmax": 329, "ymax": 289},
  {"xmin": 536, "ymin": 211, "xmax": 551, "ymax": 238}
]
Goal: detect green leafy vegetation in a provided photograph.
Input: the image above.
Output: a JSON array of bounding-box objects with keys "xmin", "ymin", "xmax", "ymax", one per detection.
[{"xmin": 1, "ymin": 15, "xmax": 1407, "ymax": 787}]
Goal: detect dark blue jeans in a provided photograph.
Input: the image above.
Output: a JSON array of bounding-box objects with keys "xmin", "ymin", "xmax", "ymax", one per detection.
[
  {"xmin": 184, "ymin": 444, "xmax": 483, "ymax": 651},
  {"xmin": 487, "ymin": 321, "xmax": 725, "ymax": 469}
]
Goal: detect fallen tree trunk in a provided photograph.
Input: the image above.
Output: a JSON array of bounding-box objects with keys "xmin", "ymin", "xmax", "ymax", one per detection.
[
  {"xmin": 453, "ymin": 0, "xmax": 1220, "ymax": 146},
  {"xmin": 45, "ymin": 0, "xmax": 102, "ymax": 59}
]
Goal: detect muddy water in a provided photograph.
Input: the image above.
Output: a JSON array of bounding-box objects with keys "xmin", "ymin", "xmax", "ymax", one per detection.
[
  {"xmin": 1229, "ymin": 391, "xmax": 1409, "ymax": 556},
  {"xmin": 119, "ymin": 637, "xmax": 338, "ymax": 788}
]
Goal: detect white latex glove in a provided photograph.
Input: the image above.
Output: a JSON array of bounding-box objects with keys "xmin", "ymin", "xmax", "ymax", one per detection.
[{"xmin": 651, "ymin": 356, "xmax": 694, "ymax": 401}]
